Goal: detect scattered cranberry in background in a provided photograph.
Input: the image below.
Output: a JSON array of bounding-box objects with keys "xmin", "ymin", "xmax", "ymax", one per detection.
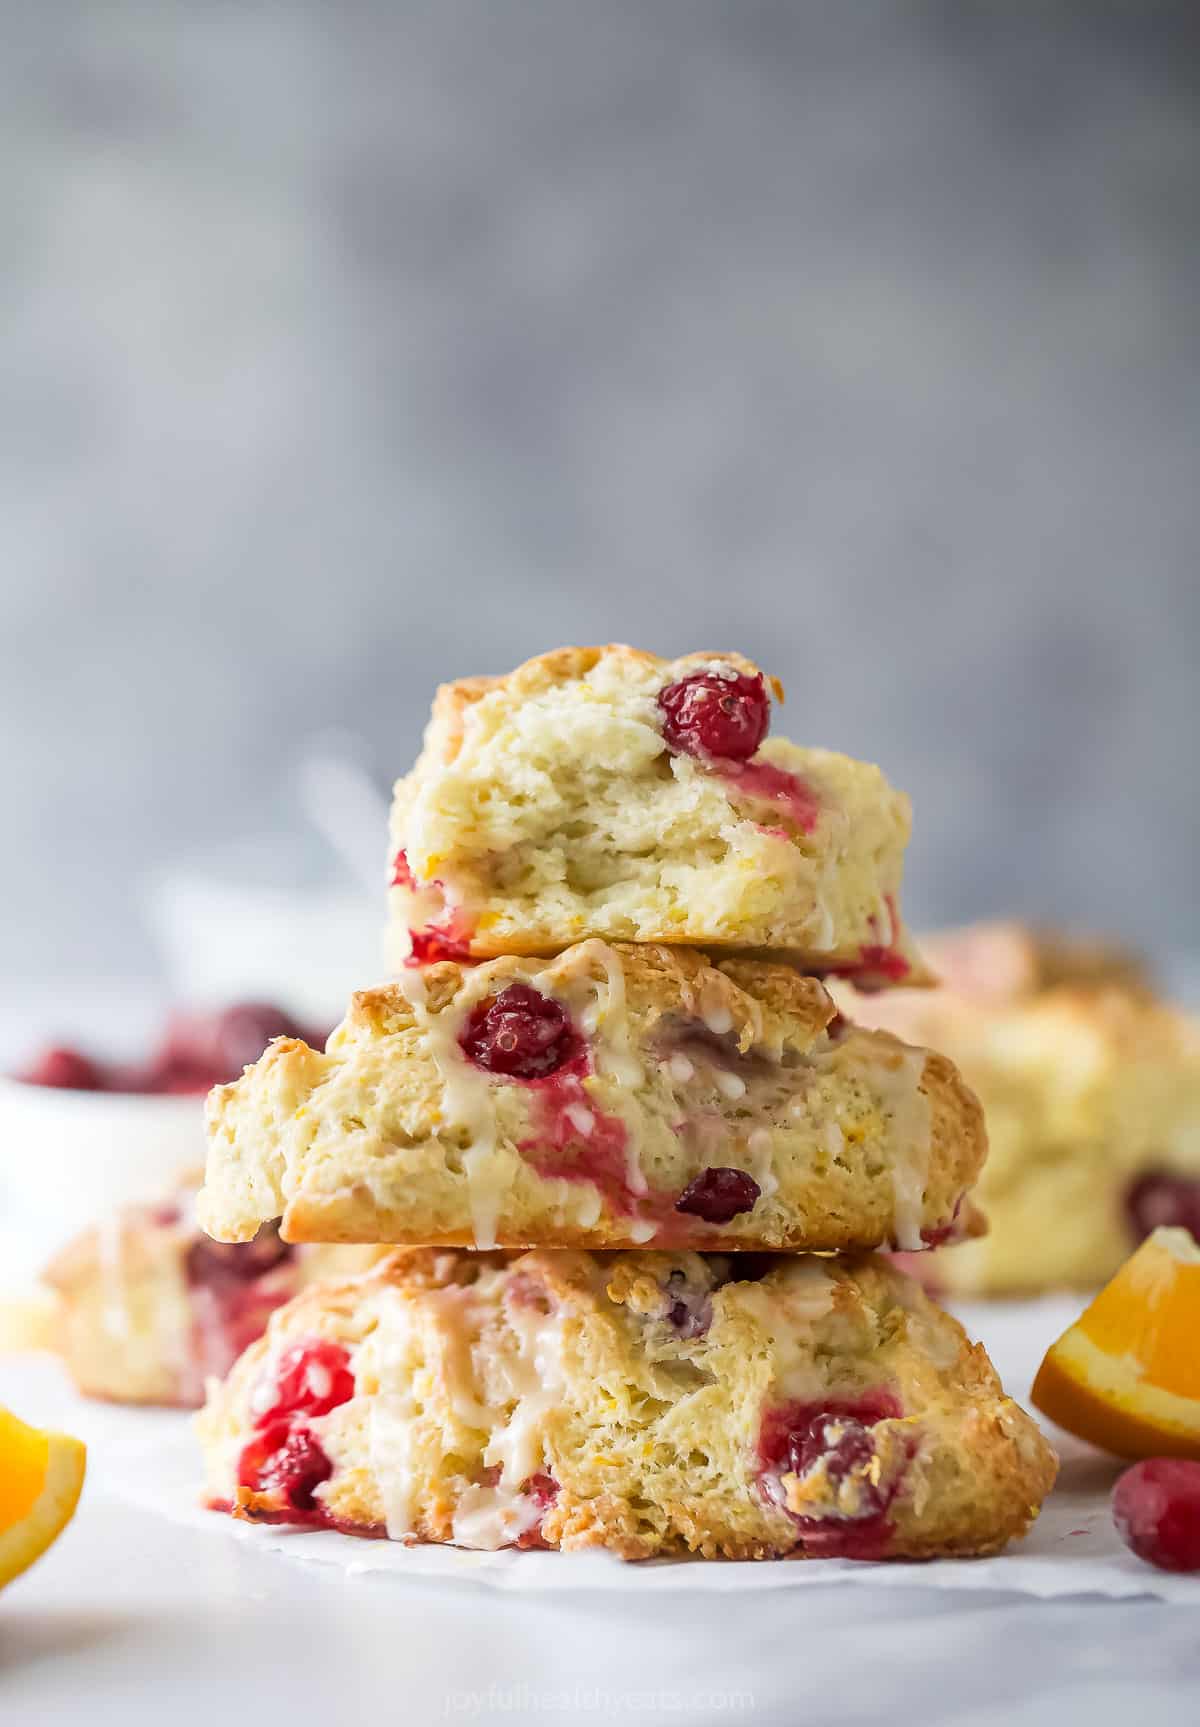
[
  {"xmin": 185, "ymin": 1228, "xmax": 293, "ymax": 1286},
  {"xmin": 238, "ymin": 1421, "xmax": 334, "ymax": 1512},
  {"xmin": 1124, "ymin": 1171, "xmax": 1200, "ymax": 1246},
  {"xmin": 159, "ymin": 1001, "xmax": 318, "ymax": 1087},
  {"xmin": 675, "ymin": 1167, "xmax": 761, "ymax": 1225},
  {"xmin": 15, "ymin": 1000, "xmax": 327, "ymax": 1095},
  {"xmin": 255, "ymin": 1338, "xmax": 356, "ymax": 1424},
  {"xmin": 1113, "ymin": 1459, "xmax": 1200, "ymax": 1572},
  {"xmin": 17, "ymin": 1045, "xmax": 106, "ymax": 1091},
  {"xmin": 657, "ymin": 669, "xmax": 770, "ymax": 762},
  {"xmin": 459, "ymin": 984, "xmax": 577, "ymax": 1079}
]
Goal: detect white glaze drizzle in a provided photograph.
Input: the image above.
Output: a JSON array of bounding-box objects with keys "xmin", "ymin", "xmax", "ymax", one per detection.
[
  {"xmin": 559, "ymin": 941, "xmax": 646, "ymax": 1197},
  {"xmin": 736, "ymin": 1260, "xmax": 836, "ymax": 1401},
  {"xmin": 746, "ymin": 1125, "xmax": 780, "ymax": 1199},
  {"xmin": 393, "ymin": 966, "xmax": 505, "ymax": 1248},
  {"xmin": 869, "ymin": 1046, "xmax": 933, "ymax": 1251},
  {"xmin": 452, "ymin": 1292, "xmax": 568, "ymax": 1550},
  {"xmin": 363, "ymin": 1294, "xmax": 425, "ymax": 1539}
]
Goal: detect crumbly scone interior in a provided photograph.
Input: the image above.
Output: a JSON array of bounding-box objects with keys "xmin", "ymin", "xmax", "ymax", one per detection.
[
  {"xmin": 199, "ymin": 940, "xmax": 985, "ymax": 1253},
  {"xmin": 199, "ymin": 1248, "xmax": 1056, "ymax": 1560},
  {"xmin": 390, "ymin": 646, "xmax": 913, "ymax": 958}
]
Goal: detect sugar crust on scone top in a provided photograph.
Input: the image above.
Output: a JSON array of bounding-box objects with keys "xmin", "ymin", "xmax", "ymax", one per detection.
[
  {"xmin": 387, "ymin": 645, "xmax": 926, "ymax": 982},
  {"xmin": 199, "ymin": 940, "xmax": 986, "ymax": 1257},
  {"xmin": 198, "ymin": 1246, "xmax": 1056, "ymax": 1561}
]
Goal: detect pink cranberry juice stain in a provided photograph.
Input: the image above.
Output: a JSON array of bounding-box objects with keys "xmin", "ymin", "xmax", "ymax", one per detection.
[
  {"xmin": 519, "ymin": 1070, "xmax": 641, "ymax": 1216},
  {"xmin": 720, "ymin": 758, "xmax": 821, "ymax": 835},
  {"xmin": 825, "ymin": 894, "xmax": 911, "ymax": 985},
  {"xmin": 392, "ymin": 846, "xmax": 478, "ymax": 964}
]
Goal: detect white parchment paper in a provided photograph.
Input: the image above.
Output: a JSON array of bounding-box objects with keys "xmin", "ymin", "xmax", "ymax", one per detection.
[{"xmin": 4, "ymin": 1296, "xmax": 1197, "ymax": 1601}]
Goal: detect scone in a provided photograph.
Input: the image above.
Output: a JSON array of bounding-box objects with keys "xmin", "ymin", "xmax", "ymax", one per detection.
[
  {"xmin": 198, "ymin": 941, "xmax": 986, "ymax": 1255},
  {"xmin": 388, "ymin": 645, "xmax": 927, "ymax": 983},
  {"xmin": 42, "ymin": 1177, "xmax": 383, "ymax": 1407},
  {"xmin": 198, "ymin": 1246, "xmax": 1056, "ymax": 1560},
  {"xmin": 838, "ymin": 923, "xmax": 1200, "ymax": 1295}
]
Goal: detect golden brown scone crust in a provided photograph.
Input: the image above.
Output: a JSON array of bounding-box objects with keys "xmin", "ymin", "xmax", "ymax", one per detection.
[
  {"xmin": 838, "ymin": 923, "xmax": 1200, "ymax": 1295},
  {"xmin": 198, "ymin": 941, "xmax": 986, "ymax": 1255},
  {"xmin": 198, "ymin": 1247, "xmax": 1056, "ymax": 1561},
  {"xmin": 388, "ymin": 644, "xmax": 927, "ymax": 983}
]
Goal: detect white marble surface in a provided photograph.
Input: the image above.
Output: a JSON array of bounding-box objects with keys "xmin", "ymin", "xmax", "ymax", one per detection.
[
  {"xmin": 5, "ymin": 1470, "xmax": 1200, "ymax": 1727},
  {"xmin": 4, "ymin": 1297, "xmax": 1200, "ymax": 1722}
]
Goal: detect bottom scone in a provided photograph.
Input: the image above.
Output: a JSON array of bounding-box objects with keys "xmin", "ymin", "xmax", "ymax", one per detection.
[
  {"xmin": 198, "ymin": 1247, "xmax": 1056, "ymax": 1560},
  {"xmin": 42, "ymin": 1179, "xmax": 383, "ymax": 1407}
]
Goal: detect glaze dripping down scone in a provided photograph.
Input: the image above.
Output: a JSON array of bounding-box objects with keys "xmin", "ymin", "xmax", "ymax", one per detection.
[
  {"xmin": 387, "ymin": 645, "xmax": 927, "ymax": 984},
  {"xmin": 42, "ymin": 1175, "xmax": 383, "ymax": 1407},
  {"xmin": 837, "ymin": 922, "xmax": 1200, "ymax": 1295},
  {"xmin": 197, "ymin": 941, "xmax": 986, "ymax": 1255},
  {"xmin": 197, "ymin": 1247, "xmax": 1056, "ymax": 1560}
]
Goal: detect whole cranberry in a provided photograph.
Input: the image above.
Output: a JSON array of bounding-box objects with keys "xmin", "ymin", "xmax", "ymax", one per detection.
[
  {"xmin": 662, "ymin": 1268, "xmax": 714, "ymax": 1339},
  {"xmin": 254, "ymin": 1338, "xmax": 356, "ymax": 1424},
  {"xmin": 786, "ymin": 1412, "xmax": 881, "ymax": 1504},
  {"xmin": 1124, "ymin": 1171, "xmax": 1200, "ymax": 1245},
  {"xmin": 238, "ymin": 1421, "xmax": 333, "ymax": 1512},
  {"xmin": 158, "ymin": 1001, "xmax": 318, "ymax": 1088},
  {"xmin": 18, "ymin": 1046, "xmax": 107, "ymax": 1091},
  {"xmin": 675, "ymin": 1167, "xmax": 761, "ymax": 1225},
  {"xmin": 1113, "ymin": 1459, "xmax": 1200, "ymax": 1572},
  {"xmin": 657, "ymin": 669, "xmax": 770, "ymax": 762},
  {"xmin": 211, "ymin": 1002, "xmax": 315, "ymax": 1073},
  {"xmin": 458, "ymin": 984, "xmax": 577, "ymax": 1079}
]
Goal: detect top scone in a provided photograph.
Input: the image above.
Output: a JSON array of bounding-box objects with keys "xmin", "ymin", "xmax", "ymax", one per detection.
[{"xmin": 388, "ymin": 645, "xmax": 927, "ymax": 984}]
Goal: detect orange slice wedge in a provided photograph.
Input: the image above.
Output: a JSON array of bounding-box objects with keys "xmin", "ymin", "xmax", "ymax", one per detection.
[
  {"xmin": 0, "ymin": 1405, "xmax": 86, "ymax": 1588},
  {"xmin": 1032, "ymin": 1226, "xmax": 1200, "ymax": 1459}
]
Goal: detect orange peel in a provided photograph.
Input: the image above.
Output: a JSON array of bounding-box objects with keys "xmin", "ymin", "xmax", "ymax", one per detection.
[{"xmin": 1032, "ymin": 1226, "xmax": 1200, "ymax": 1459}]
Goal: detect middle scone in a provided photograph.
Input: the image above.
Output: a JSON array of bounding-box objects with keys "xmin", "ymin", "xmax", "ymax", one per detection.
[{"xmin": 199, "ymin": 940, "xmax": 986, "ymax": 1255}]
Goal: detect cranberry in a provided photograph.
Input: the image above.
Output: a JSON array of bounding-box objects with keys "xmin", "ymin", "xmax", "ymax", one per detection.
[
  {"xmin": 238, "ymin": 1422, "xmax": 333, "ymax": 1512},
  {"xmin": 675, "ymin": 1167, "xmax": 761, "ymax": 1225},
  {"xmin": 185, "ymin": 1228, "xmax": 293, "ymax": 1286},
  {"xmin": 663, "ymin": 1269, "xmax": 714, "ymax": 1339},
  {"xmin": 18, "ymin": 1045, "xmax": 107, "ymax": 1090},
  {"xmin": 1113, "ymin": 1459, "xmax": 1200, "ymax": 1573},
  {"xmin": 786, "ymin": 1413, "xmax": 880, "ymax": 1498},
  {"xmin": 757, "ymin": 1392, "xmax": 905, "ymax": 1555},
  {"xmin": 1124, "ymin": 1172, "xmax": 1200, "ymax": 1246},
  {"xmin": 459, "ymin": 984, "xmax": 577, "ymax": 1079},
  {"xmin": 409, "ymin": 927, "xmax": 475, "ymax": 965},
  {"xmin": 524, "ymin": 1471, "xmax": 559, "ymax": 1509},
  {"xmin": 657, "ymin": 669, "xmax": 770, "ymax": 762},
  {"xmin": 255, "ymin": 1338, "xmax": 356, "ymax": 1423}
]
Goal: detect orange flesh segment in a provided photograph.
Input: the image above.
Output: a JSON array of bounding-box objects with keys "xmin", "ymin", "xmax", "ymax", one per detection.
[
  {"xmin": 0, "ymin": 1409, "xmax": 50, "ymax": 1527},
  {"xmin": 1032, "ymin": 1228, "xmax": 1200, "ymax": 1460}
]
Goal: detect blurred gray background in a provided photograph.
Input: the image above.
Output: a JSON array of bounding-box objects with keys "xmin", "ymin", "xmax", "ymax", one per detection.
[{"xmin": 3, "ymin": 1, "xmax": 1199, "ymax": 991}]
